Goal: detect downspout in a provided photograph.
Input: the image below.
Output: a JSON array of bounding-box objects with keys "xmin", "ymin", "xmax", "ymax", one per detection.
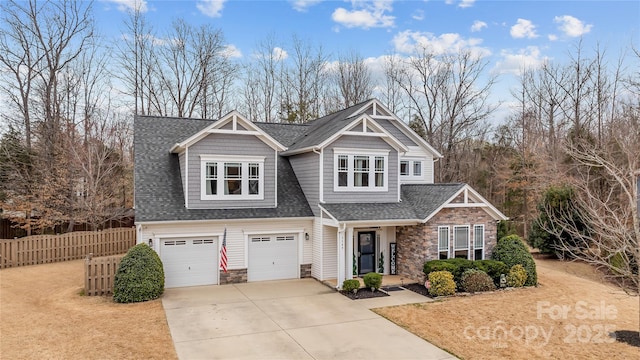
[{"xmin": 337, "ymin": 222, "xmax": 347, "ymax": 289}]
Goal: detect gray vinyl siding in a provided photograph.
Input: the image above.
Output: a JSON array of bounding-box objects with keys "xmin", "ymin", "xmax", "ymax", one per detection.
[
  {"xmin": 376, "ymin": 119, "xmax": 417, "ymax": 146},
  {"xmin": 187, "ymin": 133, "xmax": 276, "ymax": 209},
  {"xmin": 289, "ymin": 152, "xmax": 320, "ymax": 216},
  {"xmin": 323, "ymin": 135, "xmax": 399, "ymax": 203}
]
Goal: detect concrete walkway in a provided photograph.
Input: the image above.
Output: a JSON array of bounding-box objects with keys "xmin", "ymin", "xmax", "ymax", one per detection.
[{"xmin": 162, "ymin": 279, "xmax": 456, "ymax": 360}]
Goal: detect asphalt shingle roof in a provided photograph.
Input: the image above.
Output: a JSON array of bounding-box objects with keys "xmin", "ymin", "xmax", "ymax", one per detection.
[
  {"xmin": 282, "ymin": 100, "xmax": 371, "ymax": 152},
  {"xmin": 319, "ymin": 184, "xmax": 465, "ymax": 222},
  {"xmin": 134, "ymin": 116, "xmax": 313, "ymax": 222}
]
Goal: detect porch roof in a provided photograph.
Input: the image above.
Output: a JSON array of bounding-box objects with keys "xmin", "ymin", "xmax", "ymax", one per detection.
[
  {"xmin": 320, "ymin": 202, "xmax": 418, "ymax": 222},
  {"xmin": 320, "ymin": 183, "xmax": 468, "ymax": 223}
]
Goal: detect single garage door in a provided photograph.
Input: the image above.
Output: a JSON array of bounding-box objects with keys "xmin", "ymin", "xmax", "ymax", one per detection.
[
  {"xmin": 161, "ymin": 238, "xmax": 218, "ymax": 288},
  {"xmin": 248, "ymin": 234, "xmax": 298, "ymax": 281}
]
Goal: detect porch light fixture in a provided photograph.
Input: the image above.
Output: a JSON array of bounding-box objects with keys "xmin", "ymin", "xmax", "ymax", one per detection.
[
  {"xmin": 305, "ymin": 233, "xmax": 309, "ymax": 241},
  {"xmin": 148, "ymin": 238, "xmax": 153, "ymax": 247}
]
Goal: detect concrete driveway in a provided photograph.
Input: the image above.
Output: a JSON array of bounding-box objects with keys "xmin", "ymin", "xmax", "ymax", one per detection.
[{"xmin": 162, "ymin": 279, "xmax": 456, "ymax": 360}]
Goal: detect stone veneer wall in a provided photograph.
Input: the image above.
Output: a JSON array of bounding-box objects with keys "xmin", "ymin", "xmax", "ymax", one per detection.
[
  {"xmin": 395, "ymin": 207, "xmax": 497, "ymax": 281},
  {"xmin": 219, "ymin": 268, "xmax": 248, "ymax": 284},
  {"xmin": 300, "ymin": 264, "xmax": 312, "ymax": 278}
]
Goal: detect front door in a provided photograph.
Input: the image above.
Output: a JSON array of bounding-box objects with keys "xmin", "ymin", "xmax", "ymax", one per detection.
[{"xmin": 358, "ymin": 231, "xmax": 376, "ymax": 275}]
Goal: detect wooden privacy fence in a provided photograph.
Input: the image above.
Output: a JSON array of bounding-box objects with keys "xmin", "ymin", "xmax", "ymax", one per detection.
[
  {"xmin": 85, "ymin": 254, "xmax": 125, "ymax": 296},
  {"xmin": 0, "ymin": 227, "xmax": 136, "ymax": 269}
]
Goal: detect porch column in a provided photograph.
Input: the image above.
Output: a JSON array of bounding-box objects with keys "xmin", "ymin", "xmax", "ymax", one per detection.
[
  {"xmin": 346, "ymin": 227, "xmax": 354, "ymax": 280},
  {"xmin": 337, "ymin": 226, "xmax": 346, "ymax": 288}
]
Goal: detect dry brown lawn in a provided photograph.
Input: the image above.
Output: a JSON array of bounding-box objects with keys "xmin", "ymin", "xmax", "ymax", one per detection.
[
  {"xmin": 0, "ymin": 260, "xmax": 177, "ymax": 360},
  {"xmin": 375, "ymin": 258, "xmax": 639, "ymax": 359}
]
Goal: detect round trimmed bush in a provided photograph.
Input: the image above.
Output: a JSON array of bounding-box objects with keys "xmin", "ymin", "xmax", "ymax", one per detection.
[
  {"xmin": 342, "ymin": 279, "xmax": 360, "ymax": 293},
  {"xmin": 428, "ymin": 271, "xmax": 456, "ymax": 297},
  {"xmin": 363, "ymin": 272, "xmax": 382, "ymax": 290},
  {"xmin": 460, "ymin": 269, "xmax": 496, "ymax": 293},
  {"xmin": 424, "ymin": 258, "xmax": 475, "ymax": 286},
  {"xmin": 114, "ymin": 243, "xmax": 165, "ymax": 303},
  {"xmin": 506, "ymin": 264, "xmax": 528, "ymax": 287},
  {"xmin": 491, "ymin": 235, "xmax": 537, "ymax": 286},
  {"xmin": 474, "ymin": 260, "xmax": 509, "ymax": 286}
]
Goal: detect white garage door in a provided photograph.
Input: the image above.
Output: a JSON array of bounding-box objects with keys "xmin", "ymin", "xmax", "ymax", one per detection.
[
  {"xmin": 161, "ymin": 238, "xmax": 218, "ymax": 288},
  {"xmin": 248, "ymin": 234, "xmax": 298, "ymax": 282}
]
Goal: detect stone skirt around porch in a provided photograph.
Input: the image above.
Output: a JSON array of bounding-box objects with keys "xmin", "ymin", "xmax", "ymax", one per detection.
[{"xmin": 323, "ymin": 274, "xmax": 421, "ymax": 289}]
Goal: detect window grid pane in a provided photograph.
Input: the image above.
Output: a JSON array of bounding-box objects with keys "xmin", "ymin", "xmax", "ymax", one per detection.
[
  {"xmin": 474, "ymin": 225, "xmax": 484, "ymax": 248},
  {"xmin": 413, "ymin": 162, "xmax": 421, "ymax": 176},
  {"xmin": 454, "ymin": 226, "xmax": 469, "ymax": 249},
  {"xmin": 206, "ymin": 162, "xmax": 217, "ymax": 195},
  {"xmin": 400, "ymin": 161, "xmax": 409, "ymax": 176},
  {"xmin": 338, "ymin": 155, "xmax": 348, "ymax": 187},
  {"xmin": 438, "ymin": 227, "xmax": 449, "ymax": 251},
  {"xmin": 224, "ymin": 163, "xmax": 242, "ymax": 195},
  {"xmin": 353, "ymin": 156, "xmax": 369, "ymax": 187},
  {"xmin": 375, "ymin": 156, "xmax": 384, "ymax": 187}
]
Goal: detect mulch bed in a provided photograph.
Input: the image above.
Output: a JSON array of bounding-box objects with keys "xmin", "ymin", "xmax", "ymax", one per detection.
[
  {"xmin": 401, "ymin": 283, "xmax": 431, "ymax": 297},
  {"xmin": 340, "ymin": 288, "xmax": 390, "ymax": 300},
  {"xmin": 613, "ymin": 330, "xmax": 640, "ymax": 347}
]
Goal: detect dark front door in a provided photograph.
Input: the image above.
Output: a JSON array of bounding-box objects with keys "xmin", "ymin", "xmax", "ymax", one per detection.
[{"xmin": 358, "ymin": 231, "xmax": 376, "ymax": 275}]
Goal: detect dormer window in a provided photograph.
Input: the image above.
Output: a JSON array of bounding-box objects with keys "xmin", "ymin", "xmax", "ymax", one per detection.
[
  {"xmin": 200, "ymin": 155, "xmax": 264, "ymax": 200},
  {"xmin": 334, "ymin": 149, "xmax": 389, "ymax": 191}
]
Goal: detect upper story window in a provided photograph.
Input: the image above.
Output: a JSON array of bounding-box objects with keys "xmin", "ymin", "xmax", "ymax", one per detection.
[
  {"xmin": 400, "ymin": 159, "xmax": 423, "ymax": 180},
  {"xmin": 334, "ymin": 149, "xmax": 389, "ymax": 192},
  {"xmin": 200, "ymin": 155, "xmax": 264, "ymax": 200}
]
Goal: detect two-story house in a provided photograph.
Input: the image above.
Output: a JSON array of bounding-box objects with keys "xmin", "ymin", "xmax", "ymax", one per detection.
[{"xmin": 134, "ymin": 99, "xmax": 507, "ymax": 288}]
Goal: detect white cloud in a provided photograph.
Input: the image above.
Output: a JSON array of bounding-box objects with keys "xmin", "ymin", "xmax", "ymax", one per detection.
[
  {"xmin": 412, "ymin": 9, "xmax": 425, "ymax": 21},
  {"xmin": 196, "ymin": 0, "xmax": 226, "ymax": 18},
  {"xmin": 471, "ymin": 20, "xmax": 487, "ymax": 32},
  {"xmin": 331, "ymin": 1, "xmax": 395, "ymax": 29},
  {"xmin": 444, "ymin": 0, "xmax": 475, "ymax": 8},
  {"xmin": 392, "ymin": 30, "xmax": 490, "ymax": 58},
  {"xmin": 494, "ymin": 46, "xmax": 548, "ymax": 75},
  {"xmin": 272, "ymin": 47, "xmax": 288, "ymax": 61},
  {"xmin": 554, "ymin": 15, "xmax": 592, "ymax": 37},
  {"xmin": 548, "ymin": 34, "xmax": 558, "ymax": 41},
  {"xmin": 223, "ymin": 44, "xmax": 242, "ymax": 59},
  {"xmin": 510, "ymin": 19, "xmax": 538, "ymax": 39},
  {"xmin": 458, "ymin": 0, "xmax": 476, "ymax": 8},
  {"xmin": 290, "ymin": 0, "xmax": 323, "ymax": 12},
  {"xmin": 104, "ymin": 0, "xmax": 148, "ymax": 13}
]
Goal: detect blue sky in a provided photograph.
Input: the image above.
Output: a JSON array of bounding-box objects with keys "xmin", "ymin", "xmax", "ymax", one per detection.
[{"xmin": 97, "ymin": 0, "xmax": 638, "ymax": 122}]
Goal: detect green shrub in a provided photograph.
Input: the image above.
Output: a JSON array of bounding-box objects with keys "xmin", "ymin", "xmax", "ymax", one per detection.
[
  {"xmin": 474, "ymin": 260, "xmax": 509, "ymax": 286},
  {"xmin": 342, "ymin": 279, "xmax": 360, "ymax": 293},
  {"xmin": 363, "ymin": 272, "xmax": 382, "ymax": 290},
  {"xmin": 492, "ymin": 235, "xmax": 538, "ymax": 286},
  {"xmin": 423, "ymin": 258, "xmax": 475, "ymax": 286},
  {"xmin": 506, "ymin": 264, "xmax": 528, "ymax": 287},
  {"xmin": 113, "ymin": 243, "xmax": 165, "ymax": 303},
  {"xmin": 428, "ymin": 271, "xmax": 456, "ymax": 297},
  {"xmin": 460, "ymin": 269, "xmax": 496, "ymax": 293}
]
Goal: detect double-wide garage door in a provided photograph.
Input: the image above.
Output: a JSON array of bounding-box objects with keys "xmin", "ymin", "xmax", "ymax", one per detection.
[
  {"xmin": 248, "ymin": 234, "xmax": 298, "ymax": 282},
  {"xmin": 161, "ymin": 238, "xmax": 218, "ymax": 288}
]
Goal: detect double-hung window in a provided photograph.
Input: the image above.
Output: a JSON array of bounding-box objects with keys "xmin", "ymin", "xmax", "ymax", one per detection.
[
  {"xmin": 474, "ymin": 225, "xmax": 484, "ymax": 260},
  {"xmin": 438, "ymin": 226, "xmax": 450, "ymax": 260},
  {"xmin": 201, "ymin": 155, "xmax": 265, "ymax": 200},
  {"xmin": 333, "ymin": 149, "xmax": 389, "ymax": 191},
  {"xmin": 453, "ymin": 225, "xmax": 470, "ymax": 259}
]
